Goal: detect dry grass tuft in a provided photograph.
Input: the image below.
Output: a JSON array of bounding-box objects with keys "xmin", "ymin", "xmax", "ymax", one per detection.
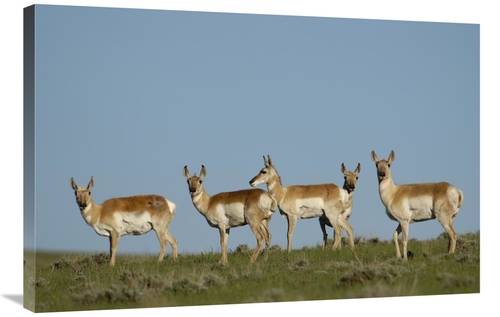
[
  {"xmin": 28, "ymin": 276, "xmax": 49, "ymax": 287},
  {"xmin": 436, "ymin": 272, "xmax": 475, "ymax": 288},
  {"xmin": 73, "ymin": 284, "xmax": 143, "ymax": 304},
  {"xmin": 258, "ymin": 288, "xmax": 286, "ymax": 302},
  {"xmin": 289, "ymin": 258, "xmax": 309, "ymax": 271},
  {"xmin": 339, "ymin": 263, "xmax": 409, "ymax": 286}
]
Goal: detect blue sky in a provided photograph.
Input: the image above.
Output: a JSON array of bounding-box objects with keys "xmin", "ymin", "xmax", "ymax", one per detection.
[
  {"xmin": 1, "ymin": 1, "xmax": 498, "ymax": 316},
  {"xmin": 31, "ymin": 5, "xmax": 479, "ymax": 256}
]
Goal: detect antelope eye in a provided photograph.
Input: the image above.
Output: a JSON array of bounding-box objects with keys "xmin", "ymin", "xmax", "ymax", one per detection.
[
  {"xmin": 261, "ymin": 170, "xmax": 267, "ymax": 174},
  {"xmin": 199, "ymin": 180, "xmax": 203, "ymax": 184},
  {"xmin": 388, "ymin": 164, "xmax": 391, "ymax": 167},
  {"xmin": 356, "ymin": 177, "xmax": 359, "ymax": 180}
]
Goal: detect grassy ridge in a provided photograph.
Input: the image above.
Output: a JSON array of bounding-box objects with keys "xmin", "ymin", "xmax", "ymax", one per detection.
[{"xmin": 24, "ymin": 231, "xmax": 480, "ymax": 312}]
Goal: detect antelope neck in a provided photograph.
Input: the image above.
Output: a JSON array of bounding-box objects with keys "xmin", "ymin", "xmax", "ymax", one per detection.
[
  {"xmin": 80, "ymin": 197, "xmax": 101, "ymax": 226},
  {"xmin": 267, "ymin": 176, "xmax": 285, "ymax": 203},
  {"xmin": 191, "ymin": 188, "xmax": 209, "ymax": 214}
]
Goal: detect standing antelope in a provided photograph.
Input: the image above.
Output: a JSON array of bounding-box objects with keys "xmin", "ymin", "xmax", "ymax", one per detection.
[
  {"xmin": 319, "ymin": 163, "xmax": 360, "ymax": 249},
  {"xmin": 249, "ymin": 155, "xmax": 354, "ymax": 252},
  {"xmin": 183, "ymin": 165, "xmax": 277, "ymax": 264},
  {"xmin": 370, "ymin": 150, "xmax": 463, "ymax": 260},
  {"xmin": 70, "ymin": 176, "xmax": 178, "ymax": 266}
]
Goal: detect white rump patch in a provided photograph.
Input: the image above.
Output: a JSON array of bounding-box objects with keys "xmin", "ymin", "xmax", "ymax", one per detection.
[
  {"xmin": 258, "ymin": 195, "xmax": 275, "ymax": 217},
  {"xmin": 166, "ymin": 199, "xmax": 176, "ymax": 215},
  {"xmin": 448, "ymin": 187, "xmax": 462, "ymax": 208}
]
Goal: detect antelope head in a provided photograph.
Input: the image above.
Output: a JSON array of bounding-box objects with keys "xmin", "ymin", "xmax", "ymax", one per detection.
[
  {"xmin": 70, "ymin": 176, "xmax": 94, "ymax": 211},
  {"xmin": 249, "ymin": 155, "xmax": 276, "ymax": 187},
  {"xmin": 371, "ymin": 150, "xmax": 395, "ymax": 182},
  {"xmin": 341, "ymin": 163, "xmax": 361, "ymax": 193},
  {"xmin": 183, "ymin": 165, "xmax": 206, "ymax": 197}
]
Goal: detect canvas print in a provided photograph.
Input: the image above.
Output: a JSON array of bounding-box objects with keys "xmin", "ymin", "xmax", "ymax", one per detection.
[{"xmin": 23, "ymin": 4, "xmax": 480, "ymax": 313}]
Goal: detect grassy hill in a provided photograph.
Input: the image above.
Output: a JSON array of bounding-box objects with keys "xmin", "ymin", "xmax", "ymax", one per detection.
[{"xmin": 24, "ymin": 231, "xmax": 480, "ymax": 312}]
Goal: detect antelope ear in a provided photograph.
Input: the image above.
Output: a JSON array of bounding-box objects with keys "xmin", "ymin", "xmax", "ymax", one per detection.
[
  {"xmin": 87, "ymin": 176, "xmax": 94, "ymax": 191},
  {"xmin": 267, "ymin": 155, "xmax": 273, "ymax": 167},
  {"xmin": 371, "ymin": 150, "xmax": 378, "ymax": 162},
  {"xmin": 388, "ymin": 150, "xmax": 395, "ymax": 164},
  {"xmin": 200, "ymin": 165, "xmax": 207, "ymax": 180},
  {"xmin": 183, "ymin": 166, "xmax": 191, "ymax": 179},
  {"xmin": 70, "ymin": 177, "xmax": 77, "ymax": 190},
  {"xmin": 355, "ymin": 163, "xmax": 361, "ymax": 174},
  {"xmin": 263, "ymin": 155, "xmax": 269, "ymax": 167},
  {"xmin": 340, "ymin": 163, "xmax": 347, "ymax": 175}
]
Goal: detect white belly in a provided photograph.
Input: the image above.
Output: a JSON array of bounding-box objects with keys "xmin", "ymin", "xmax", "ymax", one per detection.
[
  {"xmin": 116, "ymin": 211, "xmax": 153, "ymax": 236},
  {"xmin": 407, "ymin": 196, "xmax": 435, "ymax": 222},
  {"xmin": 296, "ymin": 198, "xmax": 324, "ymax": 219},
  {"xmin": 221, "ymin": 203, "xmax": 246, "ymax": 227}
]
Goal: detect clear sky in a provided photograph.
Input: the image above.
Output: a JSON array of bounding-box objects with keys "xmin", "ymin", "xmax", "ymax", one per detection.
[
  {"xmin": 30, "ymin": 4, "xmax": 479, "ymax": 256},
  {"xmin": 2, "ymin": 1, "xmax": 497, "ymax": 316}
]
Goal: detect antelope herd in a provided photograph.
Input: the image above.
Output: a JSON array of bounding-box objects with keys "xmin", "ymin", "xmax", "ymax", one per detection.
[{"xmin": 70, "ymin": 151, "xmax": 464, "ymax": 266}]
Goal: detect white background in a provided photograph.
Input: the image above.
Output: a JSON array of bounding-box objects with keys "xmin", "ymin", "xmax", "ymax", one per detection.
[{"xmin": 1, "ymin": 1, "xmax": 496, "ymax": 316}]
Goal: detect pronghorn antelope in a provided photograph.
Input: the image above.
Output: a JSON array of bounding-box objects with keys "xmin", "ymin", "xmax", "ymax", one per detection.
[
  {"xmin": 249, "ymin": 155, "xmax": 354, "ymax": 252},
  {"xmin": 371, "ymin": 150, "xmax": 464, "ymax": 260},
  {"xmin": 183, "ymin": 165, "xmax": 277, "ymax": 264},
  {"xmin": 319, "ymin": 163, "xmax": 360, "ymax": 249},
  {"xmin": 70, "ymin": 176, "xmax": 178, "ymax": 266}
]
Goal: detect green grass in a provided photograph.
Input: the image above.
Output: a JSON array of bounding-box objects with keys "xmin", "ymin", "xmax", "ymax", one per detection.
[{"xmin": 24, "ymin": 231, "xmax": 480, "ymax": 312}]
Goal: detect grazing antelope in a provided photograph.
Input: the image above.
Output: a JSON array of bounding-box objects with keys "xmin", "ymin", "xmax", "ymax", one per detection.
[
  {"xmin": 371, "ymin": 150, "xmax": 464, "ymax": 260},
  {"xmin": 183, "ymin": 165, "xmax": 277, "ymax": 264},
  {"xmin": 70, "ymin": 176, "xmax": 178, "ymax": 266},
  {"xmin": 319, "ymin": 163, "xmax": 360, "ymax": 249},
  {"xmin": 249, "ymin": 155, "xmax": 354, "ymax": 252}
]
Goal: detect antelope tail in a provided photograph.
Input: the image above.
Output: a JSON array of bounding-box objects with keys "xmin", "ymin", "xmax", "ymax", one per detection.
[{"xmin": 457, "ymin": 188, "xmax": 464, "ymax": 210}]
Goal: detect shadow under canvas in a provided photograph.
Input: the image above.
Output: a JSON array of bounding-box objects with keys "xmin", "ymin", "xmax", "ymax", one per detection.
[{"xmin": 3, "ymin": 294, "xmax": 24, "ymax": 306}]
